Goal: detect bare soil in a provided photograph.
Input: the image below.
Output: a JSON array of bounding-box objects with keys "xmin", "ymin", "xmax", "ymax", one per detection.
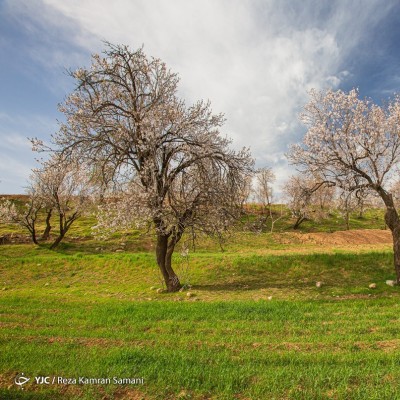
[{"xmin": 279, "ymin": 229, "xmax": 392, "ymax": 246}]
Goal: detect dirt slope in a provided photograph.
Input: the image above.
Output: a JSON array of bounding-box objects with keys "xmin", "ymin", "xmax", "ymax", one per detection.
[{"xmin": 284, "ymin": 229, "xmax": 392, "ymax": 246}]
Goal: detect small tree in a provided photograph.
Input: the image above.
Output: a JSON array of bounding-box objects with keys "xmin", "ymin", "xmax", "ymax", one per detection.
[
  {"xmin": 282, "ymin": 175, "xmax": 332, "ymax": 229},
  {"xmin": 0, "ymin": 193, "xmax": 42, "ymax": 244},
  {"xmin": 288, "ymin": 88, "xmax": 400, "ymax": 282},
  {"xmin": 41, "ymin": 43, "xmax": 253, "ymax": 291},
  {"xmin": 253, "ymin": 167, "xmax": 283, "ymax": 233},
  {"xmin": 33, "ymin": 156, "xmax": 94, "ymax": 249},
  {"xmin": 336, "ymin": 187, "xmax": 372, "ymax": 229}
]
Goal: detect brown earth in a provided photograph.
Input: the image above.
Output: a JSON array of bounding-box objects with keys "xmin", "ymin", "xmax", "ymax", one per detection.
[{"xmin": 279, "ymin": 229, "xmax": 392, "ymax": 246}]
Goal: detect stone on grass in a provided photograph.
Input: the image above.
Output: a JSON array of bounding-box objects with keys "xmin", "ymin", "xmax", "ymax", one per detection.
[
  {"xmin": 386, "ymin": 280, "xmax": 396, "ymax": 287},
  {"xmin": 156, "ymin": 288, "xmax": 164, "ymax": 294},
  {"xmin": 186, "ymin": 292, "xmax": 194, "ymax": 298},
  {"xmin": 369, "ymin": 283, "xmax": 377, "ymax": 289},
  {"xmin": 115, "ymin": 249, "xmax": 124, "ymax": 253},
  {"xmin": 316, "ymin": 281, "xmax": 322, "ymax": 288}
]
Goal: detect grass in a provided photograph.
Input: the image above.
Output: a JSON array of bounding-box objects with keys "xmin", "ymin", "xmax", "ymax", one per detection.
[
  {"xmin": 2, "ymin": 297, "xmax": 400, "ymax": 399},
  {"xmin": 1, "ymin": 204, "xmax": 400, "ymax": 399}
]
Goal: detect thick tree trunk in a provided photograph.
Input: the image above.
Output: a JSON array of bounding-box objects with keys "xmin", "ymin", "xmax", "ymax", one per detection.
[
  {"xmin": 41, "ymin": 208, "xmax": 52, "ymax": 240},
  {"xmin": 384, "ymin": 206, "xmax": 400, "ymax": 283},
  {"xmin": 392, "ymin": 227, "xmax": 400, "ymax": 284},
  {"xmin": 373, "ymin": 188, "xmax": 400, "ymax": 283},
  {"xmin": 156, "ymin": 233, "xmax": 181, "ymax": 292}
]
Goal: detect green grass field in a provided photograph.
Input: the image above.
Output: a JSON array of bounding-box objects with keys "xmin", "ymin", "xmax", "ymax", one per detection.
[{"xmin": 1, "ymin": 207, "xmax": 400, "ymax": 399}]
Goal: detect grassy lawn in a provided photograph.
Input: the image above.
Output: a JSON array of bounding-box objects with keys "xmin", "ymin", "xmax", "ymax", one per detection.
[
  {"xmin": 2, "ymin": 297, "xmax": 400, "ymax": 400},
  {"xmin": 1, "ymin": 230, "xmax": 400, "ymax": 399},
  {"xmin": 1, "ymin": 204, "xmax": 399, "ymax": 399}
]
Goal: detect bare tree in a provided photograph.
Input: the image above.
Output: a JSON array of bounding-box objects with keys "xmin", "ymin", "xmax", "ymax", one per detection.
[
  {"xmin": 38, "ymin": 43, "xmax": 253, "ymax": 291},
  {"xmin": 253, "ymin": 167, "xmax": 283, "ymax": 233},
  {"xmin": 288, "ymin": 88, "xmax": 400, "ymax": 282}
]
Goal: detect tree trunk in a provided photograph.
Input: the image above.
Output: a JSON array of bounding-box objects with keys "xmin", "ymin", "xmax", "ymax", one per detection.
[
  {"xmin": 156, "ymin": 233, "xmax": 181, "ymax": 292},
  {"xmin": 50, "ymin": 232, "xmax": 66, "ymax": 249},
  {"xmin": 392, "ymin": 227, "xmax": 400, "ymax": 284},
  {"xmin": 50, "ymin": 213, "xmax": 67, "ymax": 249},
  {"xmin": 384, "ymin": 205, "xmax": 400, "ymax": 283},
  {"xmin": 345, "ymin": 211, "xmax": 350, "ymax": 230},
  {"xmin": 30, "ymin": 227, "xmax": 38, "ymax": 245},
  {"xmin": 293, "ymin": 215, "xmax": 305, "ymax": 230},
  {"xmin": 41, "ymin": 208, "xmax": 52, "ymax": 240}
]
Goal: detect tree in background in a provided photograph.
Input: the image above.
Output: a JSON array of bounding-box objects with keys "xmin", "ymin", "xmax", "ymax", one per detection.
[
  {"xmin": 40, "ymin": 43, "xmax": 253, "ymax": 291},
  {"xmin": 253, "ymin": 167, "xmax": 283, "ymax": 233},
  {"xmin": 0, "ymin": 190, "xmax": 42, "ymax": 244},
  {"xmin": 34, "ymin": 155, "xmax": 94, "ymax": 249},
  {"xmin": 1, "ymin": 155, "xmax": 93, "ymax": 248},
  {"xmin": 336, "ymin": 186, "xmax": 374, "ymax": 229},
  {"xmin": 282, "ymin": 174, "xmax": 333, "ymax": 230},
  {"xmin": 288, "ymin": 88, "xmax": 400, "ymax": 282}
]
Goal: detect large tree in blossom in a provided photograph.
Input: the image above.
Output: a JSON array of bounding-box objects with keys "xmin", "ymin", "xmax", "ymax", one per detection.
[
  {"xmin": 288, "ymin": 89, "xmax": 400, "ymax": 282},
  {"xmin": 43, "ymin": 43, "xmax": 253, "ymax": 292}
]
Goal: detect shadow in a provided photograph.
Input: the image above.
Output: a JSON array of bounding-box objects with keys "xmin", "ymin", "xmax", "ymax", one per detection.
[
  {"xmin": 0, "ymin": 389, "xmax": 63, "ymax": 400},
  {"xmin": 192, "ymin": 279, "xmax": 312, "ymax": 292}
]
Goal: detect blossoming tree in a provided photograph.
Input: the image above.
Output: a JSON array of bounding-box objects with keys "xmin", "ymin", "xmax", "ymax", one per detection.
[
  {"xmin": 288, "ymin": 89, "xmax": 400, "ymax": 282},
  {"xmin": 33, "ymin": 155, "xmax": 94, "ymax": 249},
  {"xmin": 45, "ymin": 43, "xmax": 253, "ymax": 291}
]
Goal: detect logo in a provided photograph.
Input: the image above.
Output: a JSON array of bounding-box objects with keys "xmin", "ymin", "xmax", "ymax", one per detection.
[{"xmin": 14, "ymin": 373, "xmax": 30, "ymax": 389}]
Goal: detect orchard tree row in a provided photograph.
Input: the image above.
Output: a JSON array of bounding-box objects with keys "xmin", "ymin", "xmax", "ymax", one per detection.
[{"xmin": 2, "ymin": 43, "xmax": 400, "ymax": 289}]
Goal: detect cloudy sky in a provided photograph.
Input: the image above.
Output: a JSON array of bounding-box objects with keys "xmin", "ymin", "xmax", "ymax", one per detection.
[{"xmin": 1, "ymin": 0, "xmax": 400, "ymax": 194}]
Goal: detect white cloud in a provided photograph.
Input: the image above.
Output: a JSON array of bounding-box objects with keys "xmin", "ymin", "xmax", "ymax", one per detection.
[{"xmin": 2, "ymin": 0, "xmax": 397, "ymax": 195}]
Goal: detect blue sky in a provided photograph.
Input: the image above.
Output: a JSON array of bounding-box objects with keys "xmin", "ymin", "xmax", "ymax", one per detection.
[{"xmin": 1, "ymin": 0, "xmax": 400, "ymax": 194}]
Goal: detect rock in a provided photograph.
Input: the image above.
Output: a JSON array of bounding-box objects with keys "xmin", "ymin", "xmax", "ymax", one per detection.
[
  {"xmin": 369, "ymin": 283, "xmax": 377, "ymax": 289},
  {"xmin": 95, "ymin": 247, "xmax": 101, "ymax": 251},
  {"xmin": 186, "ymin": 292, "xmax": 194, "ymax": 298},
  {"xmin": 386, "ymin": 280, "xmax": 396, "ymax": 287},
  {"xmin": 115, "ymin": 249, "xmax": 124, "ymax": 253},
  {"xmin": 156, "ymin": 288, "xmax": 164, "ymax": 294},
  {"xmin": 267, "ymin": 296, "xmax": 273, "ymax": 300},
  {"xmin": 316, "ymin": 281, "xmax": 322, "ymax": 288}
]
